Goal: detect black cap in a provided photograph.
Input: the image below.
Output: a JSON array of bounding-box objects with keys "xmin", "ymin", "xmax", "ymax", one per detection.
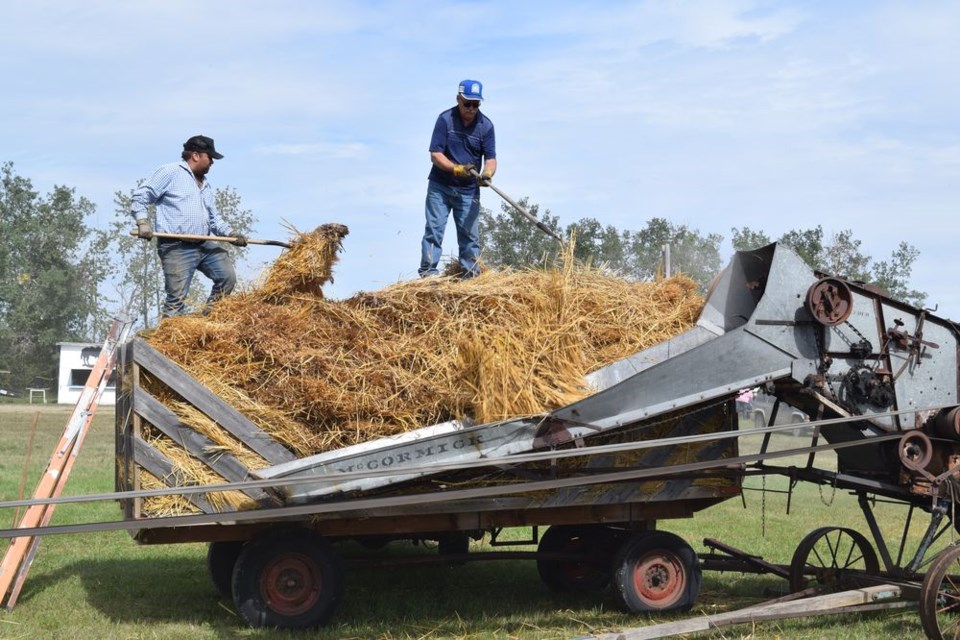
[{"xmin": 183, "ymin": 135, "xmax": 224, "ymax": 159}]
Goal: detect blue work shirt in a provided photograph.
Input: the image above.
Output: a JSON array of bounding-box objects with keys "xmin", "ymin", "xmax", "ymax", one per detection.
[
  {"xmin": 427, "ymin": 107, "xmax": 496, "ymax": 193},
  {"xmin": 129, "ymin": 161, "xmax": 233, "ymax": 236}
]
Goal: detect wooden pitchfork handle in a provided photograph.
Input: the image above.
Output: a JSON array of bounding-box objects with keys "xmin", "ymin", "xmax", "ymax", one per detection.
[
  {"xmin": 468, "ymin": 169, "xmax": 565, "ymax": 247},
  {"xmin": 129, "ymin": 230, "xmax": 291, "ymax": 249}
]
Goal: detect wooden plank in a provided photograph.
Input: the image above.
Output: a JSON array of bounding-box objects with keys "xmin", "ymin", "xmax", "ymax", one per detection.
[
  {"xmin": 134, "ymin": 389, "xmax": 280, "ymax": 507},
  {"xmin": 133, "ymin": 439, "xmax": 217, "ymax": 513},
  {"xmin": 583, "ymin": 584, "xmax": 903, "ymax": 640},
  {"xmin": 131, "ymin": 339, "xmax": 296, "ymax": 464}
]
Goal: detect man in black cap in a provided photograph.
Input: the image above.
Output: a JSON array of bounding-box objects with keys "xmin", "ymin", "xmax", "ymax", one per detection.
[{"xmin": 131, "ymin": 135, "xmax": 247, "ymax": 317}]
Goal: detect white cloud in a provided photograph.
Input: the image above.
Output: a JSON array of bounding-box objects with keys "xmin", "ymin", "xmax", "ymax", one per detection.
[{"xmin": 2, "ymin": 0, "xmax": 958, "ymax": 317}]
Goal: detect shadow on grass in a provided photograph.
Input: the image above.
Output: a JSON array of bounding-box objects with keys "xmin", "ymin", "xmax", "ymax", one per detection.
[
  {"xmin": 16, "ymin": 546, "xmax": 926, "ymax": 638},
  {"xmin": 20, "ymin": 555, "xmax": 233, "ymax": 622},
  {"xmin": 16, "ymin": 551, "xmax": 636, "ymax": 637}
]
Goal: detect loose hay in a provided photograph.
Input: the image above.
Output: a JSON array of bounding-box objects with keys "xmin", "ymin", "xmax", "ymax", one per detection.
[{"xmin": 135, "ymin": 223, "xmax": 706, "ymax": 515}]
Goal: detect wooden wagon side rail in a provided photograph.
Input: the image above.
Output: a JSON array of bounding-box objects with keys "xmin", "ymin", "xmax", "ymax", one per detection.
[
  {"xmin": 134, "ymin": 391, "xmax": 280, "ymax": 508},
  {"xmin": 130, "ymin": 340, "xmax": 296, "ymax": 465},
  {"xmin": 116, "ymin": 338, "xmax": 296, "ymax": 518}
]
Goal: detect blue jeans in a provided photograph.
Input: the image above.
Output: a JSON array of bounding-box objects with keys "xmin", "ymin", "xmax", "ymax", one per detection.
[
  {"xmin": 419, "ymin": 180, "xmax": 480, "ymax": 278},
  {"xmin": 157, "ymin": 241, "xmax": 236, "ymax": 317}
]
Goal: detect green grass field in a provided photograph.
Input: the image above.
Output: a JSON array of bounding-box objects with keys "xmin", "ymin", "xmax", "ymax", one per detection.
[{"xmin": 0, "ymin": 403, "xmax": 948, "ymax": 639}]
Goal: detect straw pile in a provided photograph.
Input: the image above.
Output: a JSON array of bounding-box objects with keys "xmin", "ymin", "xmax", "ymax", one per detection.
[{"xmin": 136, "ymin": 224, "xmax": 705, "ymax": 513}]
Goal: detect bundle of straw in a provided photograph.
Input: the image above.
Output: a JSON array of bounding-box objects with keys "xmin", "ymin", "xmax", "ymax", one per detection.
[{"xmin": 143, "ymin": 224, "xmax": 704, "ymax": 458}]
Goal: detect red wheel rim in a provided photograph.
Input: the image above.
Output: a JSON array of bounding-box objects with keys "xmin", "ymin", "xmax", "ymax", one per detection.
[
  {"xmin": 261, "ymin": 554, "xmax": 322, "ymax": 616},
  {"xmin": 632, "ymin": 551, "xmax": 685, "ymax": 608}
]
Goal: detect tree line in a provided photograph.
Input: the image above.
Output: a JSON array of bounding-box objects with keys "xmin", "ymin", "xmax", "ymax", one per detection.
[
  {"xmin": 479, "ymin": 197, "xmax": 926, "ymax": 306},
  {"xmin": 0, "ymin": 162, "xmax": 925, "ymax": 390},
  {"xmin": 0, "ymin": 162, "xmax": 252, "ymax": 389}
]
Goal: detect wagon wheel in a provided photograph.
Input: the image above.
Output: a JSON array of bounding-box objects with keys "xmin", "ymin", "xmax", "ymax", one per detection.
[
  {"xmin": 207, "ymin": 540, "xmax": 244, "ymax": 600},
  {"xmin": 536, "ymin": 525, "xmax": 623, "ymax": 592},
  {"xmin": 232, "ymin": 528, "xmax": 344, "ymax": 629},
  {"xmin": 920, "ymin": 544, "xmax": 960, "ymax": 640},
  {"xmin": 611, "ymin": 531, "xmax": 701, "ymax": 613},
  {"xmin": 789, "ymin": 526, "xmax": 880, "ymax": 593}
]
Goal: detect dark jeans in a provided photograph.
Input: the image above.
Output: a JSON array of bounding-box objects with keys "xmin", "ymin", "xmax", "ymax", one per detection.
[
  {"xmin": 419, "ymin": 180, "xmax": 481, "ymax": 278},
  {"xmin": 157, "ymin": 240, "xmax": 236, "ymax": 317}
]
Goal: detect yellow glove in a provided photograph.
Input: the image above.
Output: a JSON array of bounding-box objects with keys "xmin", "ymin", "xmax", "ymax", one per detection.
[
  {"xmin": 452, "ymin": 163, "xmax": 475, "ymax": 178},
  {"xmin": 478, "ymin": 170, "xmax": 493, "ymax": 187}
]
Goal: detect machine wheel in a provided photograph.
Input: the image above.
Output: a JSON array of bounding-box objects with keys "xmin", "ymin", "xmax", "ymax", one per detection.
[
  {"xmin": 807, "ymin": 277, "xmax": 853, "ymax": 326},
  {"xmin": 611, "ymin": 531, "xmax": 701, "ymax": 613},
  {"xmin": 232, "ymin": 528, "xmax": 344, "ymax": 629},
  {"xmin": 789, "ymin": 526, "xmax": 880, "ymax": 593},
  {"xmin": 207, "ymin": 540, "xmax": 244, "ymax": 600},
  {"xmin": 920, "ymin": 544, "xmax": 960, "ymax": 640},
  {"xmin": 537, "ymin": 525, "xmax": 622, "ymax": 592}
]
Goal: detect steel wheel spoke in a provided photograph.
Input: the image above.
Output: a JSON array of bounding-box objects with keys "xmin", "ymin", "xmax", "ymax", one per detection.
[{"xmin": 826, "ymin": 534, "xmax": 840, "ymax": 568}]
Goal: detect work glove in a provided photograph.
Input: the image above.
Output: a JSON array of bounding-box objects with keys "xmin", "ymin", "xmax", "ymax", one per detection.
[
  {"xmin": 477, "ymin": 170, "xmax": 493, "ymax": 187},
  {"xmin": 136, "ymin": 218, "xmax": 153, "ymax": 240},
  {"xmin": 451, "ymin": 163, "xmax": 476, "ymax": 178},
  {"xmin": 231, "ymin": 233, "xmax": 248, "ymax": 247}
]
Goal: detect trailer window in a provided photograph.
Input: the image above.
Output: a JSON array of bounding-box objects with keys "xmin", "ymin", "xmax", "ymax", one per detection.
[{"xmin": 69, "ymin": 369, "xmax": 116, "ymax": 388}]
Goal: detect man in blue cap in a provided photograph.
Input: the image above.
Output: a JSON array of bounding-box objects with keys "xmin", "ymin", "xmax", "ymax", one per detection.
[{"xmin": 419, "ymin": 79, "xmax": 497, "ymax": 278}]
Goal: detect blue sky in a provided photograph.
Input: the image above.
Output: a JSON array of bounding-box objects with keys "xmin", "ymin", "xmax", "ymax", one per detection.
[{"xmin": 3, "ymin": 1, "xmax": 958, "ymax": 316}]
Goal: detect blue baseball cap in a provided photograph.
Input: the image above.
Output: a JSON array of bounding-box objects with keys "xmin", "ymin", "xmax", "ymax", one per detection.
[{"xmin": 458, "ymin": 79, "xmax": 484, "ymax": 101}]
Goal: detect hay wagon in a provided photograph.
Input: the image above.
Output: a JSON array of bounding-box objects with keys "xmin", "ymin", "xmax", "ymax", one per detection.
[{"xmin": 114, "ymin": 332, "xmax": 744, "ymax": 629}]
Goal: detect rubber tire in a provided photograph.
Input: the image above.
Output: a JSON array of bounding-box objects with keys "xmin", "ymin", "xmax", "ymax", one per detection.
[
  {"xmin": 920, "ymin": 543, "xmax": 960, "ymax": 640},
  {"xmin": 611, "ymin": 531, "xmax": 701, "ymax": 613},
  {"xmin": 788, "ymin": 526, "xmax": 879, "ymax": 593},
  {"xmin": 232, "ymin": 528, "xmax": 344, "ymax": 629},
  {"xmin": 207, "ymin": 540, "xmax": 244, "ymax": 600},
  {"xmin": 537, "ymin": 525, "xmax": 621, "ymax": 593}
]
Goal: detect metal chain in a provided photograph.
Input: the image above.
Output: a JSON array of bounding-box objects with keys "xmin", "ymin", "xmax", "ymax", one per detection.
[
  {"xmin": 843, "ymin": 319, "xmax": 871, "ymax": 345},
  {"xmin": 819, "ymin": 476, "xmax": 837, "ymax": 506},
  {"xmin": 814, "ymin": 324, "xmax": 828, "ymax": 373},
  {"xmin": 761, "ymin": 474, "xmax": 766, "ymax": 537}
]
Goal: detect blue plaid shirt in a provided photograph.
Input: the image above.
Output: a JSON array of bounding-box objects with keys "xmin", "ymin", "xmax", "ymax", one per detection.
[{"xmin": 130, "ymin": 161, "xmax": 233, "ymax": 236}]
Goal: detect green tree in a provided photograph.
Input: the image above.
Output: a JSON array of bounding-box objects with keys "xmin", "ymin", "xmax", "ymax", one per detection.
[
  {"xmin": 0, "ymin": 162, "xmax": 110, "ymax": 388},
  {"xmin": 478, "ymin": 197, "xmax": 563, "ymax": 268},
  {"xmin": 624, "ymin": 218, "xmax": 723, "ymax": 288},
  {"xmin": 870, "ymin": 242, "xmax": 926, "ymax": 307},
  {"xmin": 480, "ymin": 201, "xmax": 722, "ymax": 291},
  {"xmin": 821, "ymin": 229, "xmax": 871, "ymax": 282},
  {"xmin": 730, "ymin": 226, "xmax": 772, "ymax": 252},
  {"xmin": 779, "ymin": 226, "xmax": 825, "ymax": 270},
  {"xmin": 99, "ymin": 185, "xmax": 255, "ymax": 329},
  {"xmin": 566, "ymin": 217, "xmax": 630, "ymax": 270}
]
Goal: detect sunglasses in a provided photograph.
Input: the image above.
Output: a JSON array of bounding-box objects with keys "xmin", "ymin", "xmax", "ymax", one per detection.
[{"xmin": 459, "ymin": 99, "xmax": 481, "ymax": 109}]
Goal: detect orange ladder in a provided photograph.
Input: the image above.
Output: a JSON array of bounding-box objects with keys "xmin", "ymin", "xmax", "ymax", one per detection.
[{"xmin": 0, "ymin": 315, "xmax": 133, "ymax": 609}]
